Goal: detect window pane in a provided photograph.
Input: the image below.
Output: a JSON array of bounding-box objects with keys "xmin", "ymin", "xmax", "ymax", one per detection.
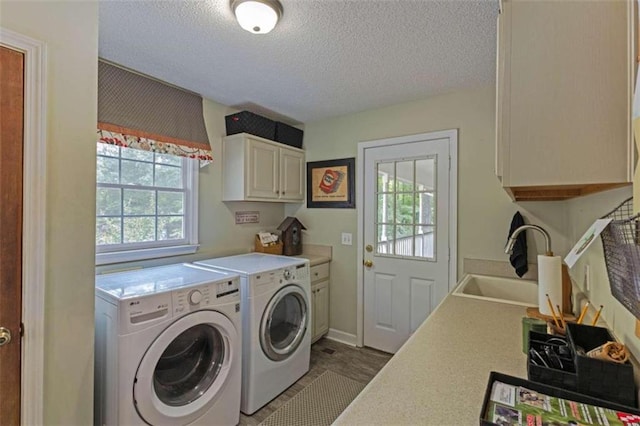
[
  {"xmin": 156, "ymin": 153, "xmax": 182, "ymax": 166},
  {"xmin": 416, "ymin": 192, "xmax": 435, "ymax": 225},
  {"xmin": 376, "ymin": 224, "xmax": 393, "ymax": 255},
  {"xmin": 97, "ymin": 143, "xmax": 120, "ymax": 157},
  {"xmin": 122, "ymin": 159, "xmax": 153, "ymax": 186},
  {"xmin": 416, "ymin": 158, "xmax": 435, "ymax": 191},
  {"xmin": 158, "ymin": 216, "xmax": 184, "ymax": 240},
  {"xmin": 377, "ymin": 162, "xmax": 394, "ymax": 192},
  {"xmin": 123, "ymin": 217, "xmax": 155, "ymax": 243},
  {"xmin": 96, "ymin": 188, "xmax": 121, "ymax": 216},
  {"xmin": 377, "ymin": 193, "xmax": 393, "ymax": 223},
  {"xmin": 416, "ymin": 225, "xmax": 435, "ymax": 259},
  {"xmin": 123, "ymin": 189, "xmax": 156, "ymax": 215},
  {"xmin": 158, "ymin": 192, "xmax": 184, "ymax": 215},
  {"xmin": 395, "ymin": 193, "xmax": 414, "ymax": 225},
  {"xmin": 155, "ymin": 164, "xmax": 182, "ymax": 188},
  {"xmin": 121, "ymin": 147, "xmax": 154, "ymax": 162},
  {"xmin": 97, "ymin": 156, "xmax": 119, "ymax": 184},
  {"xmin": 395, "ymin": 225, "xmax": 414, "ymax": 256},
  {"xmin": 395, "ymin": 161, "xmax": 414, "ymax": 192},
  {"xmin": 96, "ymin": 217, "xmax": 121, "ymax": 245}
]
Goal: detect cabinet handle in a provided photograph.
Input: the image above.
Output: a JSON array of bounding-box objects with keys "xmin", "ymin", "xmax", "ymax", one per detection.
[
  {"xmin": 282, "ymin": 191, "xmax": 285, "ymax": 195},
  {"xmin": 276, "ymin": 190, "xmax": 280, "ymax": 194}
]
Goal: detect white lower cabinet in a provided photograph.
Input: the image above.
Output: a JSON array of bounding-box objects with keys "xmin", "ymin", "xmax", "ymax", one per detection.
[{"xmin": 310, "ymin": 262, "xmax": 330, "ymax": 343}]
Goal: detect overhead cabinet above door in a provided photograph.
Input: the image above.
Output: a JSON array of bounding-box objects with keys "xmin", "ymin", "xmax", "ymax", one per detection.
[
  {"xmin": 495, "ymin": 0, "xmax": 635, "ymax": 201},
  {"xmin": 222, "ymin": 133, "xmax": 305, "ymax": 202}
]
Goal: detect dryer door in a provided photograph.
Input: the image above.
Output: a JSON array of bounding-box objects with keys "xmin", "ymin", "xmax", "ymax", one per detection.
[
  {"xmin": 134, "ymin": 310, "xmax": 238, "ymax": 425},
  {"xmin": 260, "ymin": 284, "xmax": 308, "ymax": 361}
]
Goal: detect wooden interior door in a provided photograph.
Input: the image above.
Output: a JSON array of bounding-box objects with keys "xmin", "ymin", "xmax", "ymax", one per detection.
[{"xmin": 0, "ymin": 45, "xmax": 25, "ymax": 425}]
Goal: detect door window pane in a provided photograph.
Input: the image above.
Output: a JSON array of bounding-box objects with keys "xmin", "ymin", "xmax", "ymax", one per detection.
[
  {"xmin": 416, "ymin": 158, "xmax": 435, "ymax": 190},
  {"xmin": 395, "ymin": 161, "xmax": 414, "ymax": 192},
  {"xmin": 377, "ymin": 162, "xmax": 394, "ymax": 192},
  {"xmin": 416, "ymin": 225, "xmax": 435, "ymax": 259},
  {"xmin": 374, "ymin": 156, "xmax": 437, "ymax": 260}
]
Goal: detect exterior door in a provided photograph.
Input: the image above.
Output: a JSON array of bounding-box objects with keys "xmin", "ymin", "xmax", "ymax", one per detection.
[
  {"xmin": 260, "ymin": 285, "xmax": 308, "ymax": 361},
  {"xmin": 0, "ymin": 45, "xmax": 24, "ymax": 425},
  {"xmin": 362, "ymin": 132, "xmax": 454, "ymax": 353}
]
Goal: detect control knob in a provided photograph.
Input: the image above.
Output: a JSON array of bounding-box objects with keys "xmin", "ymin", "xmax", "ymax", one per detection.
[
  {"xmin": 283, "ymin": 269, "xmax": 291, "ymax": 280},
  {"xmin": 189, "ymin": 290, "xmax": 203, "ymax": 305}
]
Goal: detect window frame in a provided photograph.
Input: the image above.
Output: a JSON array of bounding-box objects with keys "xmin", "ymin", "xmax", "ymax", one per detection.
[{"xmin": 95, "ymin": 145, "xmax": 199, "ymax": 265}]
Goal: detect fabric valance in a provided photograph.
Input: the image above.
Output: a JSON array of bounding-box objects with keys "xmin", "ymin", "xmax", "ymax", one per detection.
[{"xmin": 97, "ymin": 60, "xmax": 212, "ymax": 164}]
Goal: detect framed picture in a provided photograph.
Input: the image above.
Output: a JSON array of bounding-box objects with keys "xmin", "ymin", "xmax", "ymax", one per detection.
[{"xmin": 306, "ymin": 157, "xmax": 355, "ymax": 208}]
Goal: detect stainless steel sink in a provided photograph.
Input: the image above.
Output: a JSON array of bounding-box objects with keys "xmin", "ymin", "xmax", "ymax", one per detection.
[{"xmin": 452, "ymin": 274, "xmax": 538, "ymax": 307}]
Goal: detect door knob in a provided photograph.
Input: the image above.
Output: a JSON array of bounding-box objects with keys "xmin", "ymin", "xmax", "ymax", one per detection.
[
  {"xmin": 0, "ymin": 327, "xmax": 11, "ymax": 347},
  {"xmin": 363, "ymin": 260, "xmax": 373, "ymax": 267}
]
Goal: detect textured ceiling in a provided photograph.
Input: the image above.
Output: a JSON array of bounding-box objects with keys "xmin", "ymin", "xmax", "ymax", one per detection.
[{"xmin": 99, "ymin": 0, "xmax": 498, "ymax": 124}]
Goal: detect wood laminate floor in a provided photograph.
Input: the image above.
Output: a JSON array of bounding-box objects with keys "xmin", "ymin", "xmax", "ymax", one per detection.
[{"xmin": 239, "ymin": 338, "xmax": 393, "ymax": 425}]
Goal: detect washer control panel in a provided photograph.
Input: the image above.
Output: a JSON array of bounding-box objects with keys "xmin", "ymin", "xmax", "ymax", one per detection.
[{"xmin": 172, "ymin": 278, "xmax": 240, "ymax": 315}]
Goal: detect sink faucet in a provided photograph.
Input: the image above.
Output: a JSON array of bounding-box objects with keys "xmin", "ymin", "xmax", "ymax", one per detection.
[{"xmin": 505, "ymin": 225, "xmax": 553, "ymax": 256}]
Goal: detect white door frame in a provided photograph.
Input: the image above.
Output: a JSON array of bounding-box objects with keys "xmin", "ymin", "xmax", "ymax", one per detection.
[
  {"xmin": 356, "ymin": 129, "xmax": 458, "ymax": 347},
  {"xmin": 0, "ymin": 28, "xmax": 47, "ymax": 425}
]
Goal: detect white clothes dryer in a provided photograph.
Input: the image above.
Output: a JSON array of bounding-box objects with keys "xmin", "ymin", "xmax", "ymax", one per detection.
[
  {"xmin": 195, "ymin": 253, "xmax": 311, "ymax": 415},
  {"xmin": 94, "ymin": 263, "xmax": 242, "ymax": 426}
]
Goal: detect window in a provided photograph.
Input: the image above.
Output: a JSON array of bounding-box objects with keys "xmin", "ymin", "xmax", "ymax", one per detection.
[
  {"xmin": 375, "ymin": 157, "xmax": 436, "ymax": 260},
  {"xmin": 96, "ymin": 143, "xmax": 198, "ymax": 265}
]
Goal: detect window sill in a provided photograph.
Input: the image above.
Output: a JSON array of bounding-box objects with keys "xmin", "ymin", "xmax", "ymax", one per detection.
[{"xmin": 96, "ymin": 244, "xmax": 199, "ymax": 266}]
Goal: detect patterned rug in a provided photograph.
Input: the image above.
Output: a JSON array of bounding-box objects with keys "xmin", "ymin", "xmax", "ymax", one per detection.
[{"xmin": 259, "ymin": 370, "xmax": 365, "ymax": 426}]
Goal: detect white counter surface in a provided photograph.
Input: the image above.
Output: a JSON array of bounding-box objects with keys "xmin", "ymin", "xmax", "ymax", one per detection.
[{"xmin": 334, "ymin": 294, "xmax": 529, "ymax": 425}]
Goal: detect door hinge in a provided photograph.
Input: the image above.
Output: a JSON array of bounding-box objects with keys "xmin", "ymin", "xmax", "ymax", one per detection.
[
  {"xmin": 448, "ymin": 156, "xmax": 451, "ymax": 171},
  {"xmin": 19, "ymin": 322, "xmax": 24, "ymax": 337}
]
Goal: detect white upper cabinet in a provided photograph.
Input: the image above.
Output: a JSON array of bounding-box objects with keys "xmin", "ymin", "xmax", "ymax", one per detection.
[
  {"xmin": 496, "ymin": 0, "xmax": 635, "ymax": 201},
  {"xmin": 222, "ymin": 133, "xmax": 305, "ymax": 202}
]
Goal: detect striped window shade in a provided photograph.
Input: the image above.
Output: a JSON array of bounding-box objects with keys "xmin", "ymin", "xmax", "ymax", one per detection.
[{"xmin": 97, "ymin": 60, "xmax": 212, "ymax": 165}]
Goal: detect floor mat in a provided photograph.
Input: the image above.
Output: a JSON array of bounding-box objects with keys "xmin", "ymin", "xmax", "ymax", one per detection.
[{"xmin": 259, "ymin": 370, "xmax": 365, "ymax": 426}]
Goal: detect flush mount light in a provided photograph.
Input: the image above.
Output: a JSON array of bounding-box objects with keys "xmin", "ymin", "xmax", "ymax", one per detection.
[{"xmin": 231, "ymin": 0, "xmax": 283, "ymax": 34}]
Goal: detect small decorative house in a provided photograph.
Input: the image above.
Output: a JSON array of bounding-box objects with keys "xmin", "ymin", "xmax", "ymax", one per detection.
[{"xmin": 277, "ymin": 217, "xmax": 307, "ymax": 256}]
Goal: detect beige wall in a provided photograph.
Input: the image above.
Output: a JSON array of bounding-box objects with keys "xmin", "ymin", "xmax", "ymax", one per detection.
[
  {"xmin": 1, "ymin": 1, "xmax": 98, "ymax": 424},
  {"xmin": 565, "ymin": 187, "xmax": 639, "ymax": 360},
  {"xmin": 286, "ymin": 85, "xmax": 570, "ymax": 336}
]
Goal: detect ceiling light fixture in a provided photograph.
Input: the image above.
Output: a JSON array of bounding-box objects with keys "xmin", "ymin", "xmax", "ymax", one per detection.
[{"xmin": 231, "ymin": 0, "xmax": 283, "ymax": 35}]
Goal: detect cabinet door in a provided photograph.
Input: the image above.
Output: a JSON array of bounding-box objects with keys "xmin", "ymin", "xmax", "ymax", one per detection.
[
  {"xmin": 313, "ymin": 281, "xmax": 329, "ymax": 339},
  {"xmin": 246, "ymin": 138, "xmax": 279, "ymax": 199},
  {"xmin": 498, "ymin": 0, "xmax": 632, "ymax": 192},
  {"xmin": 279, "ymin": 148, "xmax": 305, "ymax": 201}
]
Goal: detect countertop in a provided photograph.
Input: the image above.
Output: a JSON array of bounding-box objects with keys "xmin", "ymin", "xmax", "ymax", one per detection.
[
  {"xmin": 334, "ymin": 294, "xmax": 529, "ymax": 425},
  {"xmin": 294, "ymin": 244, "xmax": 332, "ymax": 267},
  {"xmin": 295, "ymin": 253, "xmax": 331, "ymax": 267}
]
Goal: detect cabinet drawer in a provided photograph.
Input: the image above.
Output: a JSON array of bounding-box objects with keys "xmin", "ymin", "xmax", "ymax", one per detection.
[{"xmin": 310, "ymin": 263, "xmax": 329, "ymax": 282}]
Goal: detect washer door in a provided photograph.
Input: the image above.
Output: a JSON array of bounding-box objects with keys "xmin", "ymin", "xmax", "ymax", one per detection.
[
  {"xmin": 260, "ymin": 284, "xmax": 308, "ymax": 361},
  {"xmin": 134, "ymin": 310, "xmax": 238, "ymax": 425}
]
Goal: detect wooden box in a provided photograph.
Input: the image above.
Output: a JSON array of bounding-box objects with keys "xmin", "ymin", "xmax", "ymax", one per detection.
[{"xmin": 254, "ymin": 235, "xmax": 283, "ymax": 255}]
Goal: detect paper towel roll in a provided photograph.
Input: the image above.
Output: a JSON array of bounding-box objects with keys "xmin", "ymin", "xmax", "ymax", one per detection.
[{"xmin": 538, "ymin": 254, "xmax": 562, "ymax": 317}]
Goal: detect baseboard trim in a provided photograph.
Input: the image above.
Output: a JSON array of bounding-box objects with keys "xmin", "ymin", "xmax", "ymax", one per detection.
[{"xmin": 325, "ymin": 329, "xmax": 358, "ymax": 347}]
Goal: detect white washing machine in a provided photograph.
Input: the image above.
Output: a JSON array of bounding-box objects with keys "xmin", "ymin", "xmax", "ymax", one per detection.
[
  {"xmin": 194, "ymin": 253, "xmax": 311, "ymax": 415},
  {"xmin": 94, "ymin": 263, "xmax": 242, "ymax": 426}
]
